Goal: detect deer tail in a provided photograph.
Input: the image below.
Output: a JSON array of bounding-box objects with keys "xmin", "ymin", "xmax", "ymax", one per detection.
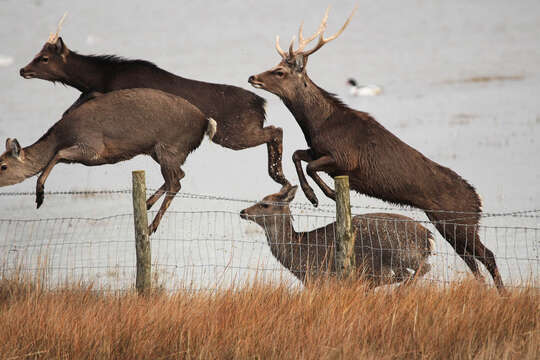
[{"xmin": 206, "ymin": 117, "xmax": 217, "ymax": 141}]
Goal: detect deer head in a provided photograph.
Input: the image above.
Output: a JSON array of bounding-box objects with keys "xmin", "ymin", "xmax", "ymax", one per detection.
[
  {"xmin": 248, "ymin": 7, "xmax": 356, "ymax": 99},
  {"xmin": 20, "ymin": 13, "xmax": 70, "ymax": 81},
  {"xmin": 240, "ymin": 185, "xmax": 298, "ymax": 228},
  {"xmin": 0, "ymin": 138, "xmax": 29, "ymax": 187}
]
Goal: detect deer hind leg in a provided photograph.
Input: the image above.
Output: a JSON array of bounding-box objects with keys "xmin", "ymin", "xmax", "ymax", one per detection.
[
  {"xmin": 264, "ymin": 126, "xmax": 290, "ymax": 186},
  {"xmin": 429, "ymin": 217, "xmax": 485, "ymax": 281},
  {"xmin": 467, "ymin": 231, "xmax": 505, "ymax": 291},
  {"xmin": 35, "ymin": 145, "xmax": 96, "ymax": 208},
  {"xmin": 148, "ymin": 167, "xmax": 184, "ymax": 234},
  {"xmin": 146, "ymin": 184, "xmax": 166, "ymax": 210}
]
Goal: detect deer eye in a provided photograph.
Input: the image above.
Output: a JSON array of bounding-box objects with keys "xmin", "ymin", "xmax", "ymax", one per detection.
[
  {"xmin": 273, "ymin": 70, "xmax": 284, "ymax": 77},
  {"xmin": 40, "ymin": 56, "xmax": 49, "ymax": 63},
  {"xmin": 261, "ymin": 203, "xmax": 270, "ymax": 208},
  {"xmin": 0, "ymin": 164, "xmax": 7, "ymax": 171}
]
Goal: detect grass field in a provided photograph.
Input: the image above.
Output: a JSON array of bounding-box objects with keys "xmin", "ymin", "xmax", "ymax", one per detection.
[{"xmin": 0, "ymin": 277, "xmax": 538, "ymax": 359}]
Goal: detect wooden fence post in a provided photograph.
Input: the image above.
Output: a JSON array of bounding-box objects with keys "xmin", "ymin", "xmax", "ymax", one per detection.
[
  {"xmin": 335, "ymin": 175, "xmax": 355, "ymax": 278},
  {"xmin": 132, "ymin": 170, "xmax": 151, "ymax": 295}
]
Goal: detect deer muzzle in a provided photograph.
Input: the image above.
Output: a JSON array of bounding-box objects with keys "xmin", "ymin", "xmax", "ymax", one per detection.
[{"xmin": 248, "ymin": 75, "xmax": 264, "ymax": 89}]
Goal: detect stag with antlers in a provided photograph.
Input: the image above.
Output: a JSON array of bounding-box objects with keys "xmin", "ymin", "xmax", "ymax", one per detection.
[{"xmin": 248, "ymin": 8, "xmax": 505, "ymax": 291}]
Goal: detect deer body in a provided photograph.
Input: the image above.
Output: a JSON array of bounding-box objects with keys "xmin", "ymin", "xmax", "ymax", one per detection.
[
  {"xmin": 240, "ymin": 186, "xmax": 433, "ymax": 286},
  {"xmin": 248, "ymin": 8, "xmax": 504, "ymax": 290},
  {"xmin": 20, "ymin": 34, "xmax": 289, "ymax": 186},
  {"xmin": 0, "ymin": 88, "xmax": 215, "ymax": 233}
]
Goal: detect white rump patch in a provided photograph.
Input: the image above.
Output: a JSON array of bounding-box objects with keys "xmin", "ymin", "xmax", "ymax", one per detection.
[{"xmin": 206, "ymin": 118, "xmax": 217, "ymax": 141}]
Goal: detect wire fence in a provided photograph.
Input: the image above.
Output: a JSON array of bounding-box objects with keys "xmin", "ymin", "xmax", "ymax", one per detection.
[{"xmin": 0, "ymin": 189, "xmax": 538, "ymax": 292}]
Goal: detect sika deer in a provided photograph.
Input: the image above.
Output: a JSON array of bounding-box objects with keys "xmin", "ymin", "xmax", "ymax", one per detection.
[
  {"xmin": 19, "ymin": 14, "xmax": 289, "ymax": 187},
  {"xmin": 0, "ymin": 89, "xmax": 216, "ymax": 234},
  {"xmin": 248, "ymin": 8, "xmax": 505, "ymax": 291},
  {"xmin": 240, "ymin": 185, "xmax": 433, "ymax": 286}
]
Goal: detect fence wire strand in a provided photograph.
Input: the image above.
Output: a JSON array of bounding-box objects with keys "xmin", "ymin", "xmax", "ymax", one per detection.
[{"xmin": 0, "ymin": 190, "xmax": 538, "ymax": 292}]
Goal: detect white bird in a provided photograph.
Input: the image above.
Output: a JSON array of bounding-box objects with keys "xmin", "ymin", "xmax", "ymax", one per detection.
[{"xmin": 347, "ymin": 78, "xmax": 382, "ymax": 96}]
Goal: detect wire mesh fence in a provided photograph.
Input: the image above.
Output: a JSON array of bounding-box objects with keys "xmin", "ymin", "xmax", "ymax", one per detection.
[{"xmin": 0, "ymin": 189, "xmax": 538, "ymax": 292}]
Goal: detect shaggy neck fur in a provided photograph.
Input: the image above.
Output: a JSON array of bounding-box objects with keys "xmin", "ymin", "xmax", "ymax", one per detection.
[
  {"xmin": 63, "ymin": 52, "xmax": 157, "ymax": 93},
  {"xmin": 281, "ymin": 74, "xmax": 351, "ymax": 144}
]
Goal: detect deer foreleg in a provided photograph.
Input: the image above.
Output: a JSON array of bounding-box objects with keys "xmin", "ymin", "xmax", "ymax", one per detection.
[
  {"xmin": 292, "ymin": 149, "xmax": 319, "ymax": 206},
  {"xmin": 306, "ymin": 155, "xmax": 338, "ymax": 201},
  {"xmin": 35, "ymin": 145, "xmax": 86, "ymax": 208}
]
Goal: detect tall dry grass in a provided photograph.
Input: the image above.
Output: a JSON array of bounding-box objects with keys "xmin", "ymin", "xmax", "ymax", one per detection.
[{"xmin": 0, "ymin": 277, "xmax": 538, "ymax": 359}]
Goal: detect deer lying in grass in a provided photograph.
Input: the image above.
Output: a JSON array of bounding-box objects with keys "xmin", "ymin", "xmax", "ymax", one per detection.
[
  {"xmin": 248, "ymin": 8, "xmax": 505, "ymax": 291},
  {"xmin": 240, "ymin": 185, "xmax": 433, "ymax": 286},
  {"xmin": 0, "ymin": 89, "xmax": 216, "ymax": 234},
  {"xmin": 19, "ymin": 14, "xmax": 289, "ymax": 187}
]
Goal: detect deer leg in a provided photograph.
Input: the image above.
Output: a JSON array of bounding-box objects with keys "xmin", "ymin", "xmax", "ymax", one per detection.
[
  {"xmin": 427, "ymin": 214, "xmax": 484, "ymax": 281},
  {"xmin": 306, "ymin": 155, "xmax": 338, "ymax": 201},
  {"xmin": 292, "ymin": 149, "xmax": 319, "ymax": 206},
  {"xmin": 146, "ymin": 184, "xmax": 166, "ymax": 210},
  {"xmin": 35, "ymin": 145, "xmax": 87, "ymax": 208},
  {"xmin": 264, "ymin": 126, "xmax": 290, "ymax": 186},
  {"xmin": 148, "ymin": 167, "xmax": 184, "ymax": 234},
  {"xmin": 467, "ymin": 232, "xmax": 505, "ymax": 291}
]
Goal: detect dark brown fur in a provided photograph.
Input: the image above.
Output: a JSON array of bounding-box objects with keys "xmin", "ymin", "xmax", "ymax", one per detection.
[
  {"xmin": 0, "ymin": 89, "xmax": 214, "ymax": 233},
  {"xmin": 20, "ymin": 38, "xmax": 289, "ymax": 186},
  {"xmin": 249, "ymin": 28, "xmax": 504, "ymax": 291}
]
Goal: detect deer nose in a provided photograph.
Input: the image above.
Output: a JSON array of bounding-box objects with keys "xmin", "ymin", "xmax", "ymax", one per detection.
[
  {"xmin": 19, "ymin": 68, "xmax": 25, "ymax": 76},
  {"xmin": 248, "ymin": 75, "xmax": 255, "ymax": 83}
]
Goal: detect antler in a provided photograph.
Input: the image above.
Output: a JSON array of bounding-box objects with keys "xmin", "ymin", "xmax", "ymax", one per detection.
[
  {"xmin": 47, "ymin": 12, "xmax": 68, "ymax": 44},
  {"xmin": 302, "ymin": 5, "xmax": 357, "ymax": 57},
  {"xmin": 275, "ymin": 6, "xmax": 357, "ymax": 60}
]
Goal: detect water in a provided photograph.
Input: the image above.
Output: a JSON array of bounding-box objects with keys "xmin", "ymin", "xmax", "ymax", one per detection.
[{"xmin": 0, "ymin": 0, "xmax": 538, "ymax": 288}]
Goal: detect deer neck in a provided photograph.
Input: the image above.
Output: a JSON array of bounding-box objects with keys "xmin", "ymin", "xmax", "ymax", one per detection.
[
  {"xmin": 20, "ymin": 131, "xmax": 58, "ymax": 179},
  {"xmin": 281, "ymin": 76, "xmax": 337, "ymax": 144},
  {"xmin": 63, "ymin": 52, "xmax": 107, "ymax": 93},
  {"xmin": 261, "ymin": 212, "xmax": 300, "ymax": 256}
]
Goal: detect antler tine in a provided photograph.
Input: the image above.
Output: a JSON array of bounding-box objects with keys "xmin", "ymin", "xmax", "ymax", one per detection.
[
  {"xmin": 302, "ymin": 5, "xmax": 357, "ymax": 57},
  {"xmin": 47, "ymin": 12, "xmax": 68, "ymax": 44},
  {"xmin": 296, "ymin": 7, "xmax": 330, "ymax": 53},
  {"xmin": 275, "ymin": 35, "xmax": 287, "ymax": 59},
  {"xmin": 288, "ymin": 36, "xmax": 296, "ymax": 56}
]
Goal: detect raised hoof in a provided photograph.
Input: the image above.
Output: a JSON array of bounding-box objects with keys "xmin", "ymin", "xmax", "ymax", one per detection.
[
  {"xmin": 148, "ymin": 223, "xmax": 158, "ymax": 235},
  {"xmin": 303, "ymin": 187, "xmax": 319, "ymax": 207},
  {"xmin": 35, "ymin": 190, "xmax": 44, "ymax": 209}
]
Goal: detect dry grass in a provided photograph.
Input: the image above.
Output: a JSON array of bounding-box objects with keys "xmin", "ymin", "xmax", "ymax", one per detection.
[{"xmin": 0, "ymin": 277, "xmax": 538, "ymax": 359}]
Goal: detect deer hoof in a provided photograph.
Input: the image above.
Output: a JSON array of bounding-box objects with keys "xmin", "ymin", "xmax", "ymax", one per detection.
[
  {"xmin": 36, "ymin": 192, "xmax": 44, "ymax": 209},
  {"xmin": 148, "ymin": 224, "xmax": 157, "ymax": 235},
  {"xmin": 35, "ymin": 186, "xmax": 44, "ymax": 209},
  {"xmin": 303, "ymin": 188, "xmax": 319, "ymax": 207}
]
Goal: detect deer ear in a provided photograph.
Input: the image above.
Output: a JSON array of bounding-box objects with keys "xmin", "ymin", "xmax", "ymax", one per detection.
[
  {"xmin": 281, "ymin": 185, "xmax": 298, "ymax": 203},
  {"xmin": 55, "ymin": 37, "xmax": 69, "ymax": 60},
  {"xmin": 6, "ymin": 138, "xmax": 22, "ymax": 158}
]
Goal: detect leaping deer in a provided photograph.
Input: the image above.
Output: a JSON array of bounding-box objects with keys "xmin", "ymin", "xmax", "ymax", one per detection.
[
  {"xmin": 19, "ymin": 14, "xmax": 290, "ymax": 188},
  {"xmin": 0, "ymin": 89, "xmax": 216, "ymax": 234},
  {"xmin": 248, "ymin": 7, "xmax": 505, "ymax": 291}
]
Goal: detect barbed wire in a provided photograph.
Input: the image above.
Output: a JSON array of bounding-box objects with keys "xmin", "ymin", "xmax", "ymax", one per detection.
[{"xmin": 1, "ymin": 189, "xmax": 539, "ymax": 218}]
